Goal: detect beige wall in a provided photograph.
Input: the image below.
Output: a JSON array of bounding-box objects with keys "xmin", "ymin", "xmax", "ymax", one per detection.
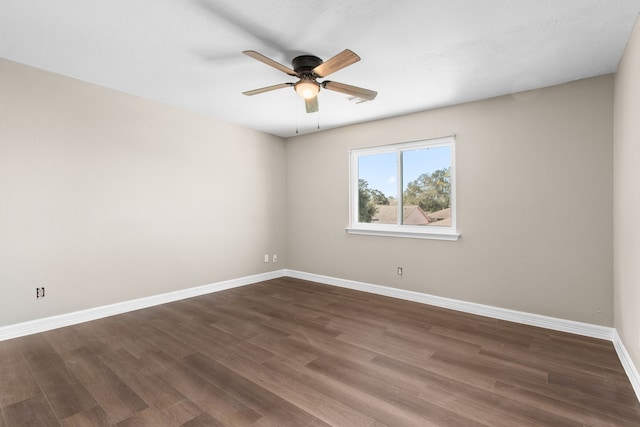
[
  {"xmin": 614, "ymin": 16, "xmax": 640, "ymax": 372},
  {"xmin": 0, "ymin": 59, "xmax": 286, "ymax": 326},
  {"xmin": 286, "ymin": 76, "xmax": 614, "ymax": 326}
]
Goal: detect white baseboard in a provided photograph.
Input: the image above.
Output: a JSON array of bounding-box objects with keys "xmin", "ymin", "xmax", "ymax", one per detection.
[
  {"xmin": 285, "ymin": 269, "xmax": 614, "ymax": 340},
  {"xmin": 612, "ymin": 330, "xmax": 640, "ymax": 401},
  {"xmin": 2, "ymin": 269, "xmax": 611, "ymax": 342},
  {"xmin": 0, "ymin": 269, "xmax": 287, "ymax": 342}
]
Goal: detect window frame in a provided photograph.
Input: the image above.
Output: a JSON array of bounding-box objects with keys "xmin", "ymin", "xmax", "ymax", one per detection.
[{"xmin": 346, "ymin": 135, "xmax": 459, "ymax": 241}]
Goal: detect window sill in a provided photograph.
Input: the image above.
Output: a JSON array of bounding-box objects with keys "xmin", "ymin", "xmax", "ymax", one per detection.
[{"xmin": 345, "ymin": 226, "xmax": 460, "ymax": 241}]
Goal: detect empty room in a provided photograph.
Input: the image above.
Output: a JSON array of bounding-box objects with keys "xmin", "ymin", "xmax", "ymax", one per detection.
[{"xmin": 2, "ymin": 1, "xmax": 640, "ymax": 426}]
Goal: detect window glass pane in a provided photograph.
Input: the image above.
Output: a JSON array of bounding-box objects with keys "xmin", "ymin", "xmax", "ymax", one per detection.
[
  {"xmin": 358, "ymin": 152, "xmax": 397, "ymax": 223},
  {"xmin": 402, "ymin": 146, "xmax": 451, "ymax": 226}
]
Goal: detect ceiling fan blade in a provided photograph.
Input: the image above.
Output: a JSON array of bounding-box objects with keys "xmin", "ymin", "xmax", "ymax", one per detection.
[
  {"xmin": 243, "ymin": 50, "xmax": 298, "ymax": 76},
  {"xmin": 322, "ymin": 81, "xmax": 377, "ymax": 101},
  {"xmin": 305, "ymin": 96, "xmax": 319, "ymax": 113},
  {"xmin": 242, "ymin": 82, "xmax": 294, "ymax": 96},
  {"xmin": 312, "ymin": 49, "xmax": 360, "ymax": 78}
]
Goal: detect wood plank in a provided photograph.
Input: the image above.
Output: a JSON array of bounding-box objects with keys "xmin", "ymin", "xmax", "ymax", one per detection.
[
  {"xmin": 63, "ymin": 347, "xmax": 148, "ymax": 424},
  {"xmin": 60, "ymin": 406, "xmax": 110, "ymax": 427},
  {"xmin": 179, "ymin": 412, "xmax": 226, "ymax": 427},
  {"xmin": 0, "ymin": 340, "xmax": 41, "ymax": 408},
  {"xmin": 496, "ymin": 375, "xmax": 640, "ymax": 422},
  {"xmin": 220, "ymin": 352, "xmax": 381, "ymax": 426},
  {"xmin": 116, "ymin": 399, "xmax": 202, "ymax": 427},
  {"xmin": 2, "ymin": 394, "xmax": 60, "ymax": 427},
  {"xmin": 162, "ymin": 363, "xmax": 261, "ymax": 426},
  {"xmin": 180, "ymin": 352, "xmax": 317, "ymax": 426},
  {"xmin": 264, "ymin": 355, "xmax": 439, "ymax": 427},
  {"xmin": 98, "ymin": 349, "xmax": 186, "ymax": 410},
  {"xmin": 493, "ymin": 380, "xmax": 640, "ymax": 427},
  {"xmin": 39, "ymin": 382, "xmax": 97, "ymax": 421},
  {"xmin": 306, "ymin": 357, "xmax": 488, "ymax": 426},
  {"xmin": 429, "ymin": 348, "xmax": 549, "ymax": 385}
]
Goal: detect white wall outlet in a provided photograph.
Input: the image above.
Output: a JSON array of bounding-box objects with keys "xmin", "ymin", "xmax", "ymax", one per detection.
[
  {"xmin": 272, "ymin": 254, "xmax": 277, "ymax": 263},
  {"xmin": 397, "ymin": 267, "xmax": 403, "ymax": 276},
  {"xmin": 264, "ymin": 254, "xmax": 269, "ymax": 263}
]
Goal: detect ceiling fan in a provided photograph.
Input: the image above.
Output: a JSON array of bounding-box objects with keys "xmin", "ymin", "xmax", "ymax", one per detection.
[{"xmin": 242, "ymin": 49, "xmax": 377, "ymax": 113}]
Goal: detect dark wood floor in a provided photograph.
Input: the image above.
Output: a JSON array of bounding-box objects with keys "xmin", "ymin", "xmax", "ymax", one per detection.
[{"xmin": 1, "ymin": 277, "xmax": 639, "ymax": 426}]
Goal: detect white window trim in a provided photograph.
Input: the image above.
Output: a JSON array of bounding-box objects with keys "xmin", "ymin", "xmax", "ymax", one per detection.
[{"xmin": 346, "ymin": 136, "xmax": 459, "ymax": 241}]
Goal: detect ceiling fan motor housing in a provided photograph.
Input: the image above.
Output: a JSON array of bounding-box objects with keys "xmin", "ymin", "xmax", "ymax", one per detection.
[{"xmin": 292, "ymin": 55, "xmax": 323, "ymax": 76}]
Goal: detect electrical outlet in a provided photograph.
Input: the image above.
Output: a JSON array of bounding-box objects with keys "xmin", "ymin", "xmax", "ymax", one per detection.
[
  {"xmin": 264, "ymin": 254, "xmax": 269, "ymax": 263},
  {"xmin": 272, "ymin": 254, "xmax": 277, "ymax": 263},
  {"xmin": 397, "ymin": 267, "xmax": 403, "ymax": 276},
  {"xmin": 36, "ymin": 287, "xmax": 45, "ymax": 298}
]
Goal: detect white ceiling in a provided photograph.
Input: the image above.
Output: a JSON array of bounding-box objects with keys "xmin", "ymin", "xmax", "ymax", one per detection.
[{"xmin": 1, "ymin": 0, "xmax": 639, "ymax": 137}]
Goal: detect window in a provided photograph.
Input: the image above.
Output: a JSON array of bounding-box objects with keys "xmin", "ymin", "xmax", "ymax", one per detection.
[{"xmin": 347, "ymin": 136, "xmax": 458, "ymax": 240}]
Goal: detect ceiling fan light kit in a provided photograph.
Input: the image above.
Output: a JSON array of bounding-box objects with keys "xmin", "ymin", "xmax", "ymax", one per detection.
[
  {"xmin": 294, "ymin": 79, "xmax": 320, "ymax": 99},
  {"xmin": 242, "ymin": 49, "xmax": 377, "ymax": 114}
]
